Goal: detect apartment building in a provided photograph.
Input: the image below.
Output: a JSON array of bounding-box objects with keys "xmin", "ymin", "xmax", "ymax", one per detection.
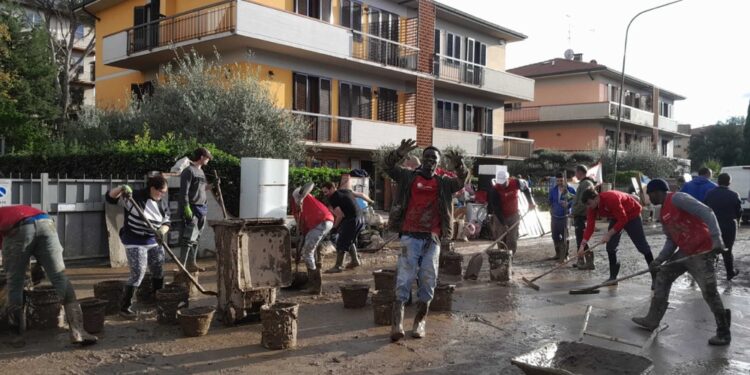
[
  {"xmin": 504, "ymin": 53, "xmax": 687, "ymax": 159},
  {"xmin": 82, "ymin": 0, "xmax": 534, "ymax": 171}
]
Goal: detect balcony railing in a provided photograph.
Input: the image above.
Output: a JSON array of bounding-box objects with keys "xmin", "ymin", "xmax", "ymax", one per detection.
[
  {"xmin": 292, "ymin": 111, "xmax": 352, "ymax": 144},
  {"xmin": 482, "ymin": 135, "xmax": 534, "ymax": 159},
  {"xmin": 127, "ymin": 1, "xmax": 236, "ymax": 55},
  {"xmin": 433, "ymin": 56, "xmax": 484, "ymax": 86},
  {"xmin": 351, "ymin": 30, "xmax": 418, "ymax": 71},
  {"xmin": 504, "ymin": 106, "xmax": 540, "ymax": 122}
]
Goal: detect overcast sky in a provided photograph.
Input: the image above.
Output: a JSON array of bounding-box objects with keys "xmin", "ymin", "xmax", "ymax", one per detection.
[{"xmin": 439, "ymin": 0, "xmax": 750, "ymax": 127}]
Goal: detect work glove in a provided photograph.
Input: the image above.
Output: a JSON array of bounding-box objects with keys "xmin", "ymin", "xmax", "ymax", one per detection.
[
  {"xmin": 711, "ymin": 236, "xmax": 724, "ymax": 254},
  {"xmin": 396, "ymin": 138, "xmax": 418, "ymax": 158},
  {"xmin": 183, "ymin": 205, "xmax": 193, "ymax": 220},
  {"xmin": 158, "ymin": 225, "xmax": 170, "ymax": 241},
  {"xmin": 649, "ymin": 258, "xmax": 665, "ymax": 272},
  {"xmin": 120, "ymin": 184, "xmax": 133, "ymax": 198}
]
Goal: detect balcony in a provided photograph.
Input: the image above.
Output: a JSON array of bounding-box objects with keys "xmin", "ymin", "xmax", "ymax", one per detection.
[
  {"xmin": 432, "ymin": 129, "xmax": 533, "ymax": 160},
  {"xmin": 433, "ymin": 55, "xmax": 534, "ymax": 101},
  {"xmin": 293, "ymin": 111, "xmax": 416, "ymax": 150},
  {"xmin": 483, "ymin": 135, "xmax": 534, "ymax": 160},
  {"xmin": 351, "ymin": 30, "xmax": 418, "ymax": 71}
]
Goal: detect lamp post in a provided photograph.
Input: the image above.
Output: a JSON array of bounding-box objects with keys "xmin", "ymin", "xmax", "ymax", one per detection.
[{"xmin": 611, "ymin": 0, "xmax": 683, "ymax": 187}]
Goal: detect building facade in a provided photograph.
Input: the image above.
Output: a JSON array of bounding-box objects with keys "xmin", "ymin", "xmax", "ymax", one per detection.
[
  {"xmin": 83, "ymin": 0, "xmax": 534, "ymax": 170},
  {"xmin": 504, "ymin": 54, "xmax": 687, "ymax": 159}
]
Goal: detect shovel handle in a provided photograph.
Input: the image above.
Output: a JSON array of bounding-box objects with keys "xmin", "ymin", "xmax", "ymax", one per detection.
[
  {"xmin": 483, "ymin": 209, "xmax": 533, "ymax": 253},
  {"xmin": 213, "ymin": 170, "xmax": 228, "ymax": 220},
  {"xmin": 528, "ymin": 241, "xmax": 602, "ymax": 283}
]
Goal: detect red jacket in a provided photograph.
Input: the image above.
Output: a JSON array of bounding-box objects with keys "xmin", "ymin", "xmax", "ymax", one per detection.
[
  {"xmin": 583, "ymin": 191, "xmax": 642, "ymax": 241},
  {"xmin": 661, "ymin": 193, "xmax": 712, "ymax": 255},
  {"xmin": 0, "ymin": 205, "xmax": 46, "ymax": 248},
  {"xmin": 293, "ymin": 196, "xmax": 334, "ymax": 234}
]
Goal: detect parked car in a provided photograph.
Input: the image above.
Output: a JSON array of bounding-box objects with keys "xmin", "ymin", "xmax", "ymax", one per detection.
[{"xmin": 719, "ymin": 166, "xmax": 750, "ymax": 223}]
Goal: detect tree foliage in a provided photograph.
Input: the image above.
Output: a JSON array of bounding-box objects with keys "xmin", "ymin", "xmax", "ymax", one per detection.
[
  {"xmin": 689, "ymin": 117, "xmax": 745, "ymax": 170},
  {"xmin": 508, "ymin": 149, "xmax": 597, "ymax": 179}
]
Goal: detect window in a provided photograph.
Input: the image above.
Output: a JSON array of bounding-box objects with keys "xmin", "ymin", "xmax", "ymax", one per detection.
[
  {"xmin": 609, "ymin": 85, "xmax": 619, "ymax": 102},
  {"xmin": 339, "ymin": 82, "xmax": 372, "ymax": 119},
  {"xmin": 661, "ymin": 140, "xmax": 669, "ymax": 156},
  {"xmin": 25, "ymin": 10, "xmax": 42, "ymax": 26},
  {"xmin": 464, "ymin": 105, "xmax": 493, "ymax": 133},
  {"xmin": 89, "ymin": 62, "xmax": 95, "ymax": 81},
  {"xmin": 341, "ymin": 0, "xmax": 362, "ymax": 31},
  {"xmin": 605, "ymin": 130, "xmax": 616, "ymax": 149},
  {"xmin": 131, "ymin": 81, "xmax": 154, "ymax": 102},
  {"xmin": 660, "ymin": 101, "xmax": 672, "ymax": 118},
  {"xmin": 436, "ymin": 99, "xmax": 460, "ymax": 130},
  {"xmin": 506, "ymin": 131, "xmax": 529, "ymax": 139},
  {"xmin": 433, "ymin": 29, "xmax": 441, "ymax": 74},
  {"xmin": 295, "ymin": 0, "xmax": 332, "ymax": 22},
  {"xmin": 74, "ymin": 65, "xmax": 84, "ymax": 80},
  {"xmin": 377, "ymin": 87, "xmax": 398, "ymax": 123},
  {"xmin": 445, "ymin": 32, "xmax": 461, "ymax": 61},
  {"xmin": 294, "ymin": 72, "xmax": 332, "ymax": 141},
  {"xmin": 74, "ymin": 25, "xmax": 84, "ymax": 40}
]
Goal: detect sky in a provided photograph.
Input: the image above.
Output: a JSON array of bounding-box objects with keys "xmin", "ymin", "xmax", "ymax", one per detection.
[{"xmin": 439, "ymin": 0, "xmax": 750, "ymax": 127}]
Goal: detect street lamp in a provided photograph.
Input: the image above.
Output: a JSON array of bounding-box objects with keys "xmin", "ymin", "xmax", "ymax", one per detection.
[{"xmin": 611, "ymin": 0, "xmax": 683, "ymax": 187}]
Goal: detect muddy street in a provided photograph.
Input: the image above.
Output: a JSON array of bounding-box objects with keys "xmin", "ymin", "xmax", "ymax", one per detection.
[{"xmin": 1, "ymin": 220, "xmax": 748, "ymax": 374}]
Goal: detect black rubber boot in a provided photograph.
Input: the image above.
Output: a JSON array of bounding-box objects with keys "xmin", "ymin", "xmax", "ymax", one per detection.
[
  {"xmin": 558, "ymin": 241, "xmax": 569, "ymax": 263},
  {"xmin": 632, "ymin": 298, "xmax": 669, "ymax": 330},
  {"xmin": 120, "ymin": 285, "xmax": 137, "ymax": 319},
  {"xmin": 152, "ymin": 278, "xmax": 164, "ymax": 293},
  {"xmin": 345, "ymin": 245, "xmax": 361, "ymax": 270},
  {"xmin": 307, "ymin": 266, "xmax": 322, "ymax": 295},
  {"xmin": 325, "ymin": 252, "xmax": 346, "ymax": 274},
  {"xmin": 7, "ymin": 305, "xmax": 26, "ymax": 347},
  {"xmin": 608, "ymin": 261, "xmax": 621, "ymax": 283},
  {"xmin": 708, "ymin": 309, "xmax": 731, "ymax": 346},
  {"xmin": 412, "ymin": 301, "xmax": 430, "ymax": 338},
  {"xmin": 390, "ymin": 301, "xmax": 405, "ymax": 342}
]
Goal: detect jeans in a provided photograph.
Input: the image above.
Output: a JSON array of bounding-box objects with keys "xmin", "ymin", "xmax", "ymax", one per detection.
[
  {"xmin": 302, "ymin": 221, "xmax": 333, "ymax": 269},
  {"xmin": 654, "ymin": 252, "xmax": 725, "ymax": 315},
  {"xmin": 2, "ymin": 219, "xmax": 76, "ymax": 306},
  {"xmin": 719, "ymin": 222, "xmax": 737, "ymax": 274},
  {"xmin": 180, "ymin": 214, "xmax": 206, "ymax": 265},
  {"xmin": 551, "ymin": 216, "xmax": 568, "ymax": 244},
  {"xmin": 124, "ymin": 244, "xmax": 165, "ymax": 286},
  {"xmin": 395, "ymin": 235, "xmax": 440, "ymax": 304},
  {"xmin": 606, "ymin": 217, "xmax": 653, "ymax": 278}
]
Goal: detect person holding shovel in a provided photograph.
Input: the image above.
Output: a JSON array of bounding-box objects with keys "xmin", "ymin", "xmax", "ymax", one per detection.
[
  {"xmin": 179, "ymin": 147, "xmax": 212, "ymax": 272},
  {"xmin": 291, "ymin": 182, "xmax": 334, "ymax": 294},
  {"xmin": 572, "ymin": 165, "xmax": 596, "ymax": 270},
  {"xmin": 385, "ymin": 139, "xmax": 469, "ymax": 342},
  {"xmin": 322, "ymin": 182, "xmax": 364, "ymax": 273},
  {"xmin": 0, "ymin": 205, "xmax": 98, "ymax": 347},
  {"xmin": 549, "ymin": 172, "xmax": 576, "ymax": 263},
  {"xmin": 488, "ymin": 170, "xmax": 534, "ymax": 254},
  {"xmin": 106, "ymin": 174, "xmax": 171, "ymax": 319},
  {"xmin": 577, "ymin": 189, "xmax": 655, "ymax": 286},
  {"xmin": 632, "ymin": 179, "xmax": 731, "ymax": 346}
]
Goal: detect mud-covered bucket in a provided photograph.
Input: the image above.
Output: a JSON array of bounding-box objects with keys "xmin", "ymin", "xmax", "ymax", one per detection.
[
  {"xmin": 372, "ymin": 269, "xmax": 396, "ymax": 291},
  {"xmin": 94, "ymin": 280, "xmax": 125, "ymax": 315},
  {"xmin": 487, "ymin": 249, "xmax": 512, "ymax": 282},
  {"xmin": 371, "ymin": 291, "xmax": 394, "ymax": 325},
  {"xmin": 79, "ymin": 297, "xmax": 108, "ymax": 334},
  {"xmin": 156, "ymin": 284, "xmax": 189, "ymax": 325},
  {"xmin": 173, "ymin": 270, "xmax": 201, "ymax": 299},
  {"xmin": 431, "ymin": 283, "xmax": 455, "ymax": 312},
  {"xmin": 26, "ymin": 285, "xmax": 61, "ymax": 329},
  {"xmin": 340, "ymin": 283, "xmax": 369, "ymax": 309},
  {"xmin": 260, "ymin": 302, "xmax": 299, "ymax": 350},
  {"xmin": 440, "ymin": 252, "xmax": 463, "ymax": 276},
  {"xmin": 136, "ymin": 274, "xmax": 155, "ymax": 304},
  {"xmin": 177, "ymin": 306, "xmax": 215, "ymax": 337}
]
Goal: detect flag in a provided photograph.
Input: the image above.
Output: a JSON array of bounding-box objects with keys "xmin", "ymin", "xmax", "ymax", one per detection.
[{"xmin": 587, "ymin": 162, "xmax": 603, "ymax": 184}]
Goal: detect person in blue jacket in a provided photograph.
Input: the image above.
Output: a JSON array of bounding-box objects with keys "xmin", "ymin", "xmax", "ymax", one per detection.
[
  {"xmin": 549, "ymin": 172, "xmax": 576, "ymax": 262},
  {"xmin": 681, "ymin": 167, "xmax": 717, "ymax": 202}
]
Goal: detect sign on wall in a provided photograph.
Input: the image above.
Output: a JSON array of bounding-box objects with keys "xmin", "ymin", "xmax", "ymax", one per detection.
[{"xmin": 0, "ymin": 179, "xmax": 11, "ymax": 206}]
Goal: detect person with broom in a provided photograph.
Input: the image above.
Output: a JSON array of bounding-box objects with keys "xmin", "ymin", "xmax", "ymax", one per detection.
[
  {"xmin": 632, "ymin": 179, "xmax": 730, "ymax": 346},
  {"xmin": 487, "ymin": 170, "xmax": 534, "ymax": 254}
]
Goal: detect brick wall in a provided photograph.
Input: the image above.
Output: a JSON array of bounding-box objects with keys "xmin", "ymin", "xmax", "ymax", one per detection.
[{"xmin": 416, "ymin": 0, "xmax": 436, "ymax": 147}]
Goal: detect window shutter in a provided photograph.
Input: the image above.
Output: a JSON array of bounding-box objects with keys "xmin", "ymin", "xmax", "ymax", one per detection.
[{"xmin": 293, "ymin": 73, "xmax": 307, "ymax": 111}]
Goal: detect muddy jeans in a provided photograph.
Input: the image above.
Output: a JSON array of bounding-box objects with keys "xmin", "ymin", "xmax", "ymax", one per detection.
[
  {"xmin": 654, "ymin": 252, "xmax": 725, "ymax": 315},
  {"xmin": 124, "ymin": 244, "xmax": 165, "ymax": 287},
  {"xmin": 395, "ymin": 235, "xmax": 440, "ymax": 304},
  {"xmin": 180, "ymin": 214, "xmax": 206, "ymax": 265},
  {"xmin": 2, "ymin": 218, "xmax": 76, "ymax": 307},
  {"xmin": 302, "ymin": 221, "xmax": 333, "ymax": 270}
]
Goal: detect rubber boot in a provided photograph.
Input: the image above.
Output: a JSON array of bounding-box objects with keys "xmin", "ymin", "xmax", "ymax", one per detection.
[
  {"xmin": 325, "ymin": 252, "xmax": 346, "ymax": 274},
  {"xmin": 708, "ymin": 309, "xmax": 731, "ymax": 346},
  {"xmin": 547, "ymin": 241, "xmax": 560, "ymax": 261},
  {"xmin": 345, "ymin": 245, "xmax": 361, "ymax": 270},
  {"xmin": 632, "ymin": 298, "xmax": 669, "ymax": 330},
  {"xmin": 120, "ymin": 285, "xmax": 137, "ymax": 319},
  {"xmin": 607, "ymin": 261, "xmax": 621, "ymax": 284},
  {"xmin": 390, "ymin": 301, "xmax": 405, "ymax": 342},
  {"xmin": 412, "ymin": 301, "xmax": 430, "ymax": 338},
  {"xmin": 64, "ymin": 303, "xmax": 98, "ymax": 345},
  {"xmin": 579, "ymin": 251, "xmax": 595, "ymax": 270},
  {"xmin": 152, "ymin": 278, "xmax": 164, "ymax": 293},
  {"xmin": 307, "ymin": 266, "xmax": 322, "ymax": 295},
  {"xmin": 558, "ymin": 241, "xmax": 569, "ymax": 263},
  {"xmin": 7, "ymin": 305, "xmax": 26, "ymax": 348}
]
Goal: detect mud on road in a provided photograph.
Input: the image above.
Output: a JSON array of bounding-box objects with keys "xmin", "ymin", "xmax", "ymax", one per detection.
[{"xmin": 1, "ymin": 221, "xmax": 748, "ymax": 374}]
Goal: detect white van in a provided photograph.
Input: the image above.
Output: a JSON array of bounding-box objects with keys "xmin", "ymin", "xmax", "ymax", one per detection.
[{"xmin": 719, "ymin": 166, "xmax": 750, "ymax": 223}]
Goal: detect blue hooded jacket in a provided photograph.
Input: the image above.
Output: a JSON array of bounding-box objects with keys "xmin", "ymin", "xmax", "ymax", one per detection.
[{"xmin": 679, "ymin": 176, "xmax": 717, "ymax": 202}]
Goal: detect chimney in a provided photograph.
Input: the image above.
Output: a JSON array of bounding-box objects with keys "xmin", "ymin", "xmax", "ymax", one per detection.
[{"xmin": 573, "ymin": 53, "xmax": 583, "ymax": 61}]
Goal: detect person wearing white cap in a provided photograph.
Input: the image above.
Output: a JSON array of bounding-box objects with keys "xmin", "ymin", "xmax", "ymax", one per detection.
[
  {"xmin": 291, "ymin": 182, "xmax": 334, "ymax": 294},
  {"xmin": 488, "ymin": 170, "xmax": 534, "ymax": 254}
]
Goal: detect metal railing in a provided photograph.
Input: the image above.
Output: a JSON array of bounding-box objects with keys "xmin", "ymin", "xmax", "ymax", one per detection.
[
  {"xmin": 433, "ymin": 55, "xmax": 485, "ymax": 86},
  {"xmin": 292, "ymin": 111, "xmax": 352, "ymax": 144},
  {"xmin": 128, "ymin": 1, "xmax": 236, "ymax": 55},
  {"xmin": 350, "ymin": 30, "xmax": 418, "ymax": 71},
  {"xmin": 482, "ymin": 135, "xmax": 534, "ymax": 159}
]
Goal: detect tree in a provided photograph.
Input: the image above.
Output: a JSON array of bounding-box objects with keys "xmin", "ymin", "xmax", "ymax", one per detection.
[{"xmin": 689, "ymin": 117, "xmax": 745, "ymax": 170}]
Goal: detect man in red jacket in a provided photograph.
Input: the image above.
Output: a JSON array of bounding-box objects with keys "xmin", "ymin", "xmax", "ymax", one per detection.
[
  {"xmin": 292, "ymin": 182, "xmax": 334, "ymax": 295},
  {"xmin": 488, "ymin": 170, "xmax": 534, "ymax": 254},
  {"xmin": 0, "ymin": 205, "xmax": 97, "ymax": 347},
  {"xmin": 578, "ymin": 189, "xmax": 654, "ymax": 284}
]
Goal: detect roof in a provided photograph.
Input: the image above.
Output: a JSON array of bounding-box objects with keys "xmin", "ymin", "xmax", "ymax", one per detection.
[
  {"xmin": 433, "ymin": 2, "xmax": 526, "ymax": 42},
  {"xmin": 509, "ymin": 58, "xmax": 686, "ymax": 100}
]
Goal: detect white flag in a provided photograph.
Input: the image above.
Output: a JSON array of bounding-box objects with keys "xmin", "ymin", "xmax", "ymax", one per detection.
[{"xmin": 587, "ymin": 162, "xmax": 603, "ymax": 184}]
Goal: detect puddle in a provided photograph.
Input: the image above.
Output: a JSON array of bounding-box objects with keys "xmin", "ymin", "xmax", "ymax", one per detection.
[{"xmin": 668, "ymin": 358, "xmax": 750, "ymax": 375}]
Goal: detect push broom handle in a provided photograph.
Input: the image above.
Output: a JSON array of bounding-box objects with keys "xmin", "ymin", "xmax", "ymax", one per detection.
[
  {"xmin": 526, "ymin": 241, "xmax": 603, "ymax": 283},
  {"xmin": 590, "ymin": 250, "xmax": 714, "ymax": 289}
]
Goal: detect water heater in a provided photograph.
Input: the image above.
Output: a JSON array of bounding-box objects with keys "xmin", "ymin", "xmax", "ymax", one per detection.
[{"xmin": 239, "ymin": 157, "xmax": 289, "ymax": 219}]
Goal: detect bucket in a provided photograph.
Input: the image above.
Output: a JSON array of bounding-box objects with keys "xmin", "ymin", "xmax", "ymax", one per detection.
[
  {"xmin": 173, "ymin": 270, "xmax": 200, "ymax": 299},
  {"xmin": 372, "ymin": 269, "xmax": 396, "ymax": 292},
  {"xmin": 156, "ymin": 284, "xmax": 189, "ymax": 325},
  {"xmin": 136, "ymin": 274, "xmax": 155, "ymax": 304},
  {"xmin": 79, "ymin": 297, "xmax": 108, "ymax": 334},
  {"xmin": 487, "ymin": 249, "xmax": 512, "ymax": 282},
  {"xmin": 340, "ymin": 283, "xmax": 369, "ymax": 309},
  {"xmin": 177, "ymin": 306, "xmax": 216, "ymax": 337},
  {"xmin": 94, "ymin": 280, "xmax": 126, "ymax": 315},
  {"xmin": 371, "ymin": 291, "xmax": 394, "ymax": 326},
  {"xmin": 26, "ymin": 285, "xmax": 61, "ymax": 329},
  {"xmin": 431, "ymin": 284, "xmax": 455, "ymax": 312},
  {"xmin": 440, "ymin": 253, "xmax": 463, "ymax": 276},
  {"xmin": 260, "ymin": 302, "xmax": 299, "ymax": 350}
]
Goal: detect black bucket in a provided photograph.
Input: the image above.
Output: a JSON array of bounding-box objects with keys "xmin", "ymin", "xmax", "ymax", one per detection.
[
  {"xmin": 79, "ymin": 297, "xmax": 108, "ymax": 334},
  {"xmin": 156, "ymin": 284, "xmax": 189, "ymax": 325},
  {"xmin": 94, "ymin": 280, "xmax": 126, "ymax": 315},
  {"xmin": 136, "ymin": 274, "xmax": 155, "ymax": 304},
  {"xmin": 372, "ymin": 269, "xmax": 396, "ymax": 292},
  {"xmin": 26, "ymin": 285, "xmax": 61, "ymax": 329},
  {"xmin": 371, "ymin": 291, "xmax": 394, "ymax": 326},
  {"xmin": 260, "ymin": 302, "xmax": 299, "ymax": 350},
  {"xmin": 440, "ymin": 253, "xmax": 463, "ymax": 276},
  {"xmin": 431, "ymin": 284, "xmax": 455, "ymax": 312},
  {"xmin": 340, "ymin": 283, "xmax": 369, "ymax": 309}
]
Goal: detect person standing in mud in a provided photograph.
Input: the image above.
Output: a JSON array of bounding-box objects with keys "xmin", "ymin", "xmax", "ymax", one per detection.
[
  {"xmin": 703, "ymin": 173, "xmax": 742, "ymax": 280},
  {"xmin": 633, "ymin": 179, "xmax": 731, "ymax": 346},
  {"xmin": 572, "ymin": 165, "xmax": 595, "ymax": 270},
  {"xmin": 321, "ymin": 182, "xmax": 364, "ymax": 273},
  {"xmin": 0, "ymin": 205, "xmax": 98, "ymax": 347},
  {"xmin": 577, "ymin": 189, "xmax": 655, "ymax": 286},
  {"xmin": 385, "ymin": 139, "xmax": 468, "ymax": 342},
  {"xmin": 680, "ymin": 167, "xmax": 717, "ymax": 202},
  {"xmin": 179, "ymin": 147, "xmax": 212, "ymax": 272},
  {"xmin": 488, "ymin": 170, "xmax": 534, "ymax": 254},
  {"xmin": 291, "ymin": 182, "xmax": 334, "ymax": 294},
  {"xmin": 549, "ymin": 172, "xmax": 576, "ymax": 263}
]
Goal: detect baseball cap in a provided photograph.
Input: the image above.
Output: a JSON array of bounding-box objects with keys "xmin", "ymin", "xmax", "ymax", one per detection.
[
  {"xmin": 646, "ymin": 178, "xmax": 669, "ymax": 193},
  {"xmin": 495, "ymin": 170, "xmax": 509, "ymax": 184}
]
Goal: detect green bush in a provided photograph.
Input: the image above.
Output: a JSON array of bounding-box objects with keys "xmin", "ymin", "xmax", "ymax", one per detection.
[
  {"xmin": 614, "ymin": 170, "xmax": 642, "ymax": 189},
  {"xmin": 289, "ymin": 167, "xmax": 350, "ymax": 200}
]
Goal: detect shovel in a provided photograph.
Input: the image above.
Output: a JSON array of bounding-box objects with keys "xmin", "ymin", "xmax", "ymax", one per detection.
[
  {"xmin": 464, "ymin": 209, "xmax": 534, "ymax": 280},
  {"xmin": 212, "ymin": 170, "xmax": 228, "ymax": 219},
  {"xmin": 569, "ymin": 250, "xmax": 715, "ymax": 295},
  {"xmin": 126, "ymin": 196, "xmax": 218, "ymax": 296},
  {"xmin": 521, "ymin": 241, "xmax": 603, "ymax": 291}
]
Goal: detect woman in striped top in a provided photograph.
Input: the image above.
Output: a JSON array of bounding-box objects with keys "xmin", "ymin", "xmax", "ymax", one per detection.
[{"xmin": 106, "ymin": 173, "xmax": 171, "ymax": 318}]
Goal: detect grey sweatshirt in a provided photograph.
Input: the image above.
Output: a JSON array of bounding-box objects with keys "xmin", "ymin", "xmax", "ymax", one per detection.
[
  {"xmin": 657, "ymin": 192, "xmax": 722, "ymax": 260},
  {"xmin": 179, "ymin": 163, "xmax": 207, "ymax": 207}
]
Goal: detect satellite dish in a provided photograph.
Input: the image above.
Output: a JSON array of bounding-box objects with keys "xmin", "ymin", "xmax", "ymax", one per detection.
[{"xmin": 564, "ymin": 49, "xmax": 574, "ymax": 60}]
